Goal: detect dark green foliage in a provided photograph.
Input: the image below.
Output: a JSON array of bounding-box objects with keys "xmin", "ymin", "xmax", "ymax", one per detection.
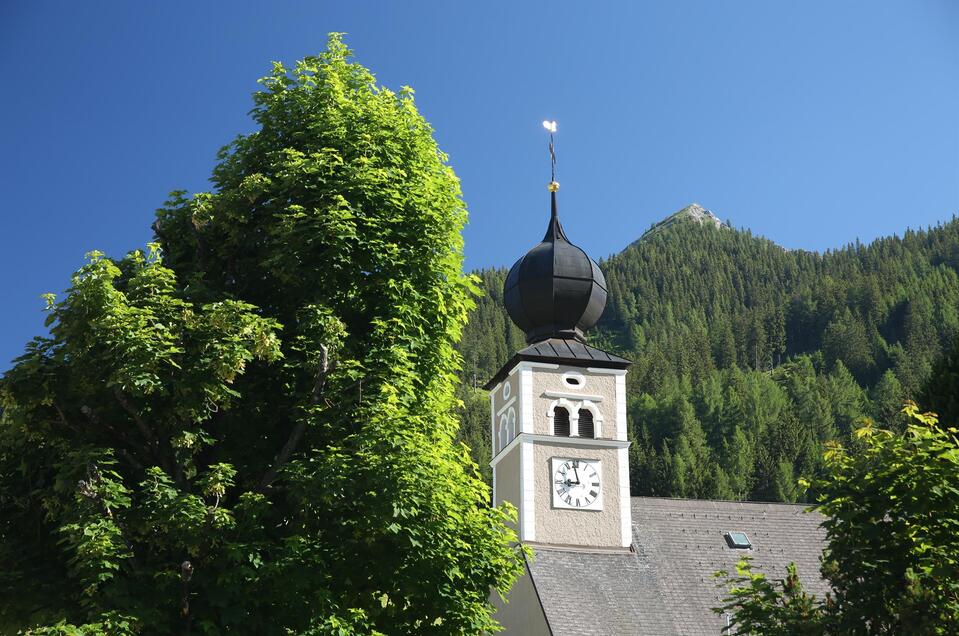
[
  {"xmin": 714, "ymin": 560, "xmax": 822, "ymax": 636},
  {"xmin": 458, "ymin": 214, "xmax": 959, "ymax": 501},
  {"xmin": 0, "ymin": 36, "xmax": 523, "ymax": 634},
  {"xmin": 715, "ymin": 403, "xmax": 959, "ymax": 634},
  {"xmin": 920, "ymin": 332, "xmax": 959, "ymax": 426}
]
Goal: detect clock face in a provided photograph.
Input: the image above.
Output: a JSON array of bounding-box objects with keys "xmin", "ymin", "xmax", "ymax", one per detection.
[{"xmin": 551, "ymin": 458, "xmax": 602, "ymax": 510}]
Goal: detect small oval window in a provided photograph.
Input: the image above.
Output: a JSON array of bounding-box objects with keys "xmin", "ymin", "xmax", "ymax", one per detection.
[
  {"xmin": 502, "ymin": 382, "xmax": 511, "ymax": 400},
  {"xmin": 562, "ymin": 372, "xmax": 585, "ymax": 389}
]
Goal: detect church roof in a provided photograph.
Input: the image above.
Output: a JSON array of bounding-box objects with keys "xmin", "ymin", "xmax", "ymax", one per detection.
[
  {"xmin": 483, "ymin": 338, "xmax": 631, "ymax": 390},
  {"xmin": 525, "ymin": 497, "xmax": 828, "ymax": 635}
]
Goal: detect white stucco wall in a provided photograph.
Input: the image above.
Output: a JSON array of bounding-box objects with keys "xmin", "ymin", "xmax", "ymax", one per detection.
[
  {"xmin": 490, "ymin": 374, "xmax": 520, "ymax": 455},
  {"xmin": 490, "ymin": 374, "xmax": 518, "ymax": 422},
  {"xmin": 495, "ymin": 444, "xmax": 521, "ymax": 528},
  {"xmin": 490, "ymin": 361, "xmax": 632, "ymax": 548},
  {"xmin": 491, "ymin": 560, "xmax": 551, "ymax": 636},
  {"xmin": 531, "ymin": 365, "xmax": 617, "ymax": 438},
  {"xmin": 533, "ymin": 441, "xmax": 624, "ymax": 547}
]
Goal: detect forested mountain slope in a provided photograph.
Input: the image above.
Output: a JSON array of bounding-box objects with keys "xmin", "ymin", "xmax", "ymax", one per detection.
[{"xmin": 457, "ymin": 206, "xmax": 959, "ymax": 501}]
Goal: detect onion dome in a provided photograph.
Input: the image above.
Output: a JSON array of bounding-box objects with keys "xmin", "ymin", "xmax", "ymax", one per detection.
[{"xmin": 504, "ymin": 189, "xmax": 608, "ymax": 344}]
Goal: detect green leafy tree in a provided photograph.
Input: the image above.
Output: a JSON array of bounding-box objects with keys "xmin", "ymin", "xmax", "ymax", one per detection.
[
  {"xmin": 714, "ymin": 560, "xmax": 822, "ymax": 636},
  {"xmin": 0, "ymin": 35, "xmax": 523, "ymax": 635},
  {"xmin": 716, "ymin": 402, "xmax": 959, "ymax": 634}
]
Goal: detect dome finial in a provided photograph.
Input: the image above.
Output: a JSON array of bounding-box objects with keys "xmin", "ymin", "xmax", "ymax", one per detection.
[
  {"xmin": 541, "ymin": 119, "xmax": 565, "ymax": 239},
  {"xmin": 543, "ymin": 120, "xmax": 560, "ymax": 193}
]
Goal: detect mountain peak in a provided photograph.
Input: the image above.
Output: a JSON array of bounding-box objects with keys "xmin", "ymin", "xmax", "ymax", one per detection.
[
  {"xmin": 638, "ymin": 203, "xmax": 728, "ymax": 242},
  {"xmin": 675, "ymin": 203, "xmax": 724, "ymax": 228}
]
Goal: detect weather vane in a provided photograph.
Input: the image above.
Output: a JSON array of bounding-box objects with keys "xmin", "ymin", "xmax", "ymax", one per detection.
[{"xmin": 543, "ymin": 120, "xmax": 559, "ymax": 192}]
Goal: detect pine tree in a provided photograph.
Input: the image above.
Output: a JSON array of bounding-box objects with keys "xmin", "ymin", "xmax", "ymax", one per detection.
[
  {"xmin": 919, "ymin": 332, "xmax": 959, "ymax": 426},
  {"xmin": 721, "ymin": 426, "xmax": 754, "ymax": 500},
  {"xmin": 871, "ymin": 369, "xmax": 905, "ymax": 426},
  {"xmin": 772, "ymin": 460, "xmax": 800, "ymax": 503},
  {"xmin": 825, "ymin": 361, "xmax": 867, "ymax": 436}
]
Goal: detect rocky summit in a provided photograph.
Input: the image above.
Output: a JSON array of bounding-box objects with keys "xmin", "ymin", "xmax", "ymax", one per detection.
[{"xmin": 639, "ymin": 203, "xmax": 727, "ymax": 242}]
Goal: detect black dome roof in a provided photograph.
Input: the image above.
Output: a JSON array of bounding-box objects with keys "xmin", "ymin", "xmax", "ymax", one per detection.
[{"xmin": 504, "ymin": 193, "xmax": 608, "ymax": 344}]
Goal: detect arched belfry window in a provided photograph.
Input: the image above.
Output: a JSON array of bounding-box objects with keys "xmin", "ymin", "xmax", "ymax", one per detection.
[
  {"xmin": 578, "ymin": 408, "xmax": 595, "ymax": 438},
  {"xmin": 498, "ymin": 413, "xmax": 510, "ymax": 453},
  {"xmin": 554, "ymin": 407, "xmax": 571, "ymax": 437}
]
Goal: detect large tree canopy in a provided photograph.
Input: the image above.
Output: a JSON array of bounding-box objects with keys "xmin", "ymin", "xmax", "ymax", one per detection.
[{"xmin": 0, "ymin": 35, "xmax": 523, "ymax": 635}]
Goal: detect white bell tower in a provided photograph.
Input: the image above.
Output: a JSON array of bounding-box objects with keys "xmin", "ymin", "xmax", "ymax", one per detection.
[
  {"xmin": 487, "ymin": 354, "xmax": 631, "ymax": 548},
  {"xmin": 487, "ymin": 121, "xmax": 632, "ymax": 549},
  {"xmin": 488, "ymin": 121, "xmax": 633, "ymax": 636}
]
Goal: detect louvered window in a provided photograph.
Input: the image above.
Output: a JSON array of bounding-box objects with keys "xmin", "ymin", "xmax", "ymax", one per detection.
[
  {"xmin": 578, "ymin": 409, "xmax": 595, "ymax": 438},
  {"xmin": 553, "ymin": 407, "xmax": 570, "ymax": 436}
]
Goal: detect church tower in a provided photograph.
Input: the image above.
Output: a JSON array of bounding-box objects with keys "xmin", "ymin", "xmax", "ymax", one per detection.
[{"xmin": 485, "ymin": 124, "xmax": 632, "ymax": 549}]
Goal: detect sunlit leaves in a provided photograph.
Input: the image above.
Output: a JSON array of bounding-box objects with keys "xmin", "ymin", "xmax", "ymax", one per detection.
[
  {"xmin": 716, "ymin": 403, "xmax": 959, "ymax": 634},
  {"xmin": 0, "ymin": 33, "xmax": 520, "ymax": 635}
]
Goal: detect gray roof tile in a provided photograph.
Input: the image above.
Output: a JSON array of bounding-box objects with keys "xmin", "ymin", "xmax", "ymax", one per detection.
[{"xmin": 527, "ymin": 497, "xmax": 828, "ymax": 635}]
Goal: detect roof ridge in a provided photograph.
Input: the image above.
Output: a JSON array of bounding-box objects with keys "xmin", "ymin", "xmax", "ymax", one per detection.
[{"xmin": 631, "ymin": 495, "xmax": 816, "ymax": 509}]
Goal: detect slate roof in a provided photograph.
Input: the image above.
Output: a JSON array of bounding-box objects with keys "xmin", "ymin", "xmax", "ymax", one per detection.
[
  {"xmin": 526, "ymin": 497, "xmax": 828, "ymax": 635},
  {"xmin": 483, "ymin": 339, "xmax": 631, "ymax": 389}
]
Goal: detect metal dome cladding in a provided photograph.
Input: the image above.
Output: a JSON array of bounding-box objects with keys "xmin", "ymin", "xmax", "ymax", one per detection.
[{"xmin": 503, "ymin": 192, "xmax": 608, "ymax": 344}]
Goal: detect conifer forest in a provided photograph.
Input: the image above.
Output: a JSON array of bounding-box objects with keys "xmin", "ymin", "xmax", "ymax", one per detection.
[{"xmin": 456, "ymin": 209, "xmax": 959, "ymax": 502}]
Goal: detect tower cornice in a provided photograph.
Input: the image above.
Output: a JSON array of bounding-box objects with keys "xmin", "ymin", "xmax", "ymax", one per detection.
[
  {"xmin": 490, "ymin": 432, "xmax": 632, "ymax": 467},
  {"xmin": 484, "ymin": 339, "xmax": 630, "ymax": 390}
]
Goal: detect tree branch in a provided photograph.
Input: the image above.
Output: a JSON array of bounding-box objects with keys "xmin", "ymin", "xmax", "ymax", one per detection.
[
  {"xmin": 117, "ymin": 448, "xmax": 146, "ymax": 471},
  {"xmin": 180, "ymin": 560, "xmax": 193, "ymax": 636},
  {"xmin": 113, "ymin": 389, "xmax": 159, "ymax": 450},
  {"xmin": 52, "ymin": 403, "xmax": 82, "ymax": 436},
  {"xmin": 77, "ymin": 404, "xmax": 151, "ymax": 471},
  {"xmin": 258, "ymin": 345, "xmax": 329, "ymax": 491},
  {"xmin": 112, "ymin": 389, "xmax": 177, "ymax": 478}
]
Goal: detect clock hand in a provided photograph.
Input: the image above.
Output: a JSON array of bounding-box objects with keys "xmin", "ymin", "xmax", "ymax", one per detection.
[{"xmin": 573, "ymin": 466, "xmax": 581, "ymax": 485}]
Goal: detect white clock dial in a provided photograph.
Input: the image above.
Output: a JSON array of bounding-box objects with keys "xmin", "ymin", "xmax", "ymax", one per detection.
[{"xmin": 551, "ymin": 458, "xmax": 602, "ymax": 510}]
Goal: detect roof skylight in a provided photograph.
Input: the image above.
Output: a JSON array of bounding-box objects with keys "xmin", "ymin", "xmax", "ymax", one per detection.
[{"xmin": 724, "ymin": 531, "xmax": 752, "ymax": 549}]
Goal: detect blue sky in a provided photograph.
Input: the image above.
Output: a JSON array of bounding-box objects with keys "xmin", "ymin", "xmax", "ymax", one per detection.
[{"xmin": 1, "ymin": 1, "xmax": 957, "ymax": 369}]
